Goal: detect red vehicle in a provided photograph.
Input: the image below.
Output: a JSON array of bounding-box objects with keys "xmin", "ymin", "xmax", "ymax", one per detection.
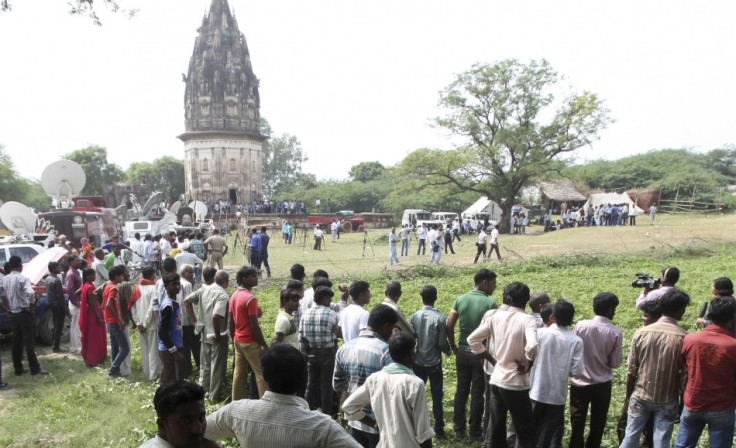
[
  {"xmin": 307, "ymin": 214, "xmax": 365, "ymax": 232},
  {"xmin": 72, "ymin": 196, "xmax": 123, "ymax": 239},
  {"xmin": 38, "ymin": 210, "xmax": 108, "ymax": 248}
]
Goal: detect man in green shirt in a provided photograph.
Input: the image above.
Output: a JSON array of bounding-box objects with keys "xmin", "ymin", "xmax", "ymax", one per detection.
[{"xmin": 447, "ymin": 268, "xmax": 497, "ymax": 440}]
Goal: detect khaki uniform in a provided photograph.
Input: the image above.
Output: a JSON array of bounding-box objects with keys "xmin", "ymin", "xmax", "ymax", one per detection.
[{"xmin": 204, "ymin": 235, "xmax": 227, "ymax": 269}]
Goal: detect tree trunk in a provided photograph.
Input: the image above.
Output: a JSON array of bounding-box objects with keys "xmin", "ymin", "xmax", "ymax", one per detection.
[{"xmin": 499, "ymin": 203, "xmax": 514, "ymax": 234}]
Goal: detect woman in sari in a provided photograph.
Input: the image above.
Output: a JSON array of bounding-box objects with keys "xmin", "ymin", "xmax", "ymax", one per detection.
[{"xmin": 79, "ymin": 267, "xmax": 107, "ymax": 367}]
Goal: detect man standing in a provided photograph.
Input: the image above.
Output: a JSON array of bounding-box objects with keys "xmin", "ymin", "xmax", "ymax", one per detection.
[
  {"xmin": 91, "ymin": 249, "xmax": 109, "ymax": 287},
  {"xmin": 447, "ymin": 269, "xmax": 498, "ymax": 440},
  {"xmin": 467, "ymin": 282, "xmax": 538, "ymax": 448},
  {"xmin": 248, "ymin": 228, "xmax": 261, "ymax": 273},
  {"xmin": 130, "ymin": 233, "xmax": 144, "ymax": 264},
  {"xmin": 205, "ymin": 344, "xmax": 360, "ymax": 448},
  {"xmin": 399, "ymin": 224, "xmax": 410, "ymax": 257},
  {"xmin": 489, "ymin": 225, "xmax": 502, "ymax": 261},
  {"xmin": 104, "ymin": 265, "xmax": 129, "ymax": 379},
  {"xmin": 474, "ymin": 227, "xmax": 488, "ymax": 264},
  {"xmin": 46, "ymin": 262, "xmax": 66, "ymax": 353},
  {"xmin": 259, "ymin": 226, "xmax": 271, "ymax": 278},
  {"xmin": 179, "ymin": 264, "xmax": 199, "ymax": 377},
  {"xmin": 189, "ymin": 233, "xmax": 206, "ymax": 284},
  {"xmin": 301, "ymin": 286, "xmax": 340, "ymax": 415},
  {"xmin": 130, "ymin": 266, "xmax": 161, "ymax": 381},
  {"xmin": 388, "ymin": 227, "xmax": 400, "ymax": 266},
  {"xmin": 620, "ymin": 289, "xmax": 690, "ymax": 447},
  {"xmin": 66, "ymin": 254, "xmax": 83, "ymax": 354},
  {"xmin": 186, "ymin": 269, "xmax": 229, "ymax": 401},
  {"xmin": 343, "ymin": 332, "xmax": 435, "ymax": 448},
  {"xmin": 452, "ymin": 218, "xmax": 462, "ymax": 242},
  {"xmin": 2, "ymin": 256, "xmax": 48, "ymax": 376},
  {"xmin": 382, "ymin": 280, "xmax": 413, "ymax": 334},
  {"xmin": 229, "ymin": 267, "xmax": 268, "ymax": 399},
  {"xmin": 204, "ymin": 229, "xmax": 228, "ymax": 269},
  {"xmin": 314, "ymin": 225, "xmax": 324, "ymax": 251},
  {"xmin": 569, "ymin": 292, "xmax": 623, "ymax": 448},
  {"xmin": 674, "ymin": 296, "xmax": 736, "ymax": 447},
  {"xmin": 649, "ymin": 203, "xmax": 658, "ymax": 225},
  {"xmin": 334, "ymin": 305, "xmax": 398, "ymax": 448},
  {"xmin": 416, "ymin": 223, "xmax": 427, "ymax": 255},
  {"xmin": 158, "ymin": 273, "xmax": 186, "ymax": 384},
  {"xmin": 338, "ymin": 281, "xmax": 372, "ymax": 342},
  {"xmin": 331, "ymin": 219, "xmax": 339, "ymax": 243},
  {"xmin": 636, "ymin": 267, "xmax": 679, "ymax": 309}
]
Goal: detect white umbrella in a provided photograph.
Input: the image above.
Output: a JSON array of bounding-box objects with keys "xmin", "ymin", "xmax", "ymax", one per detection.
[{"xmin": 21, "ymin": 247, "xmax": 69, "ymax": 286}]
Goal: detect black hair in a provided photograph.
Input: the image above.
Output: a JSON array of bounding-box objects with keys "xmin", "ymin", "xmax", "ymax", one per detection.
[
  {"xmin": 312, "ymin": 277, "xmax": 333, "ymax": 289},
  {"xmin": 474, "ymin": 269, "xmax": 497, "ymax": 286},
  {"xmin": 367, "ymin": 304, "xmax": 398, "ymax": 329},
  {"xmin": 260, "ymin": 226, "xmax": 267, "ymax": 232},
  {"xmin": 153, "ymin": 380, "xmax": 204, "ymax": 420},
  {"xmin": 349, "ymin": 280, "xmax": 370, "ymax": 300},
  {"xmin": 280, "ymin": 289, "xmax": 302, "ymax": 308},
  {"xmin": 286, "ymin": 280, "xmax": 304, "ymax": 291},
  {"xmin": 162, "ymin": 257, "xmax": 177, "ymax": 274},
  {"xmin": 203, "ymin": 267, "xmax": 217, "ymax": 283},
  {"xmin": 108, "ymin": 265, "xmax": 126, "ymax": 281},
  {"xmin": 290, "ymin": 264, "xmax": 305, "ymax": 280},
  {"xmin": 163, "ymin": 273, "xmax": 180, "ymax": 287},
  {"xmin": 420, "ymin": 285, "xmax": 437, "ymax": 305},
  {"xmin": 314, "ymin": 285, "xmax": 335, "ymax": 303},
  {"xmin": 313, "ymin": 269, "xmax": 329, "ymax": 280},
  {"xmin": 142, "ymin": 266, "xmax": 156, "ymax": 280},
  {"xmin": 82, "ymin": 267, "xmax": 96, "ymax": 283},
  {"xmin": 262, "ymin": 344, "xmax": 306, "ymax": 395},
  {"xmin": 658, "ymin": 289, "xmax": 690, "ymax": 316},
  {"xmin": 236, "ymin": 266, "xmax": 258, "ymax": 285},
  {"xmin": 592, "ymin": 292, "xmax": 619, "ymax": 316},
  {"xmin": 662, "ymin": 267, "xmax": 680, "ymax": 285},
  {"xmin": 388, "ymin": 332, "xmax": 415, "ymax": 362},
  {"xmin": 540, "ymin": 303, "xmax": 554, "ymax": 324},
  {"xmin": 529, "ymin": 292, "xmax": 551, "ymax": 313},
  {"xmin": 503, "ymin": 282, "xmax": 530, "ymax": 308},
  {"xmin": 48, "ymin": 261, "xmax": 60, "ymax": 272},
  {"xmin": 7, "ymin": 255, "xmax": 21, "ymax": 270},
  {"xmin": 639, "ymin": 300, "xmax": 662, "ymax": 321},
  {"xmin": 553, "ymin": 299, "xmax": 575, "ymax": 327},
  {"xmin": 385, "ymin": 280, "xmax": 401, "ymax": 298},
  {"xmin": 708, "ymin": 296, "xmax": 736, "ymax": 327},
  {"xmin": 714, "ymin": 277, "xmax": 734, "ymax": 297}
]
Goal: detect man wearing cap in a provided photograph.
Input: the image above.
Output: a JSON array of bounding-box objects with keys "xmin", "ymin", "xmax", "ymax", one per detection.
[
  {"xmin": 66, "ymin": 254, "xmax": 83, "ymax": 354},
  {"xmin": 204, "ymin": 230, "xmax": 228, "ymax": 269}
]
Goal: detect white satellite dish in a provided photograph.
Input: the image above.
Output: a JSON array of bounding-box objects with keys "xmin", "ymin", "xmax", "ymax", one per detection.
[
  {"xmin": 0, "ymin": 201, "xmax": 37, "ymax": 237},
  {"xmin": 170, "ymin": 201, "xmax": 182, "ymax": 215},
  {"xmin": 188, "ymin": 201, "xmax": 208, "ymax": 222},
  {"xmin": 141, "ymin": 192, "xmax": 163, "ymax": 218},
  {"xmin": 41, "ymin": 160, "xmax": 86, "ymax": 205}
]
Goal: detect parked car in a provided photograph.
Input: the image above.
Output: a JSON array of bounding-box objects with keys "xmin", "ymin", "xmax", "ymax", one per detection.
[{"xmin": 0, "ymin": 242, "xmax": 45, "ymax": 265}]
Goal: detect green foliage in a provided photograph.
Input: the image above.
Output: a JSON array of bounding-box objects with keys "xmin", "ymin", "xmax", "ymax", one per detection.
[
  {"xmin": 349, "ymin": 161, "xmax": 387, "ymax": 182},
  {"xmin": 64, "ymin": 145, "xmax": 124, "ymax": 196},
  {"xmin": 261, "ymin": 119, "xmax": 308, "ymax": 197},
  {"xmin": 400, "ymin": 59, "xmax": 611, "ymax": 232},
  {"xmin": 125, "ymin": 156, "xmax": 185, "ymax": 203},
  {"xmin": 0, "ymin": 145, "xmax": 51, "ymax": 210}
]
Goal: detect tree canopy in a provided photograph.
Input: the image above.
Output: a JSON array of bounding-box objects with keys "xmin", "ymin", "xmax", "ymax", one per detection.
[
  {"xmin": 125, "ymin": 156, "xmax": 185, "ymax": 203},
  {"xmin": 399, "ymin": 59, "xmax": 611, "ymax": 231},
  {"xmin": 349, "ymin": 161, "xmax": 386, "ymax": 182},
  {"xmin": 64, "ymin": 145, "xmax": 124, "ymax": 196},
  {"xmin": 261, "ymin": 119, "xmax": 308, "ymax": 198},
  {"xmin": 0, "ymin": 145, "xmax": 52, "ymax": 210}
]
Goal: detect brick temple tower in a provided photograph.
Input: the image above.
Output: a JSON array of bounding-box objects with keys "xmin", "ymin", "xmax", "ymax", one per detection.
[{"xmin": 179, "ymin": 0, "xmax": 265, "ymax": 204}]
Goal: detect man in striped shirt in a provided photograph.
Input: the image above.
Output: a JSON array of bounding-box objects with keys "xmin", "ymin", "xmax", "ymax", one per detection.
[
  {"xmin": 569, "ymin": 292, "xmax": 623, "ymax": 448},
  {"xmin": 620, "ymin": 289, "xmax": 690, "ymax": 448}
]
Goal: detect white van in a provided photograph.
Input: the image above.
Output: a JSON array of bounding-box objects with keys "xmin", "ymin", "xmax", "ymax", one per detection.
[{"xmin": 401, "ymin": 209, "xmax": 444, "ymax": 229}]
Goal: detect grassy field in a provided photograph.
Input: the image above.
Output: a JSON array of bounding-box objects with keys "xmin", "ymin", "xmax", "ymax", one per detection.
[{"xmin": 2, "ymin": 213, "xmax": 735, "ymax": 447}]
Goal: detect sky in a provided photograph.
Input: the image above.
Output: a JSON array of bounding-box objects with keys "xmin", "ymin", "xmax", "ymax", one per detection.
[{"xmin": 1, "ymin": 0, "xmax": 735, "ymax": 185}]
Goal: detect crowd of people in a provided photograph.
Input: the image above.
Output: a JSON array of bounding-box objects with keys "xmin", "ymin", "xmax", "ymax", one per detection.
[{"xmin": 543, "ymin": 203, "xmax": 659, "ymax": 231}]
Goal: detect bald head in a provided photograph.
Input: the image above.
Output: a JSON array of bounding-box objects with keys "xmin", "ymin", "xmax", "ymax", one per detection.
[{"xmin": 215, "ymin": 270, "xmax": 229, "ymax": 287}]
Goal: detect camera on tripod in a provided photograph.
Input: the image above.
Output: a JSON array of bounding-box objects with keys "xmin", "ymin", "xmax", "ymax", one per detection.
[{"xmin": 631, "ymin": 273, "xmax": 662, "ymax": 289}]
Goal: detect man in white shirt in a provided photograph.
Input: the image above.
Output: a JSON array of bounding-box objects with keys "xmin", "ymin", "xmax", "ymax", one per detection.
[
  {"xmin": 205, "ymin": 344, "xmax": 360, "ymax": 448},
  {"xmin": 388, "ymin": 228, "xmax": 400, "ymax": 266},
  {"xmin": 529, "ymin": 300, "xmax": 584, "ymax": 447},
  {"xmin": 343, "ymin": 332, "xmax": 434, "ymax": 448},
  {"xmin": 467, "ymin": 282, "xmax": 538, "ymax": 448},
  {"xmin": 416, "ymin": 224, "xmax": 428, "ymax": 255},
  {"xmin": 399, "ymin": 225, "xmax": 410, "ymax": 257},
  {"xmin": 338, "ymin": 281, "xmax": 371, "ymax": 342},
  {"xmin": 331, "ymin": 220, "xmax": 339, "ymax": 243},
  {"xmin": 91, "ymin": 249, "xmax": 109, "ymax": 288},
  {"xmin": 474, "ymin": 228, "xmax": 488, "ymax": 264},
  {"xmin": 489, "ymin": 225, "xmax": 502, "ymax": 261},
  {"xmin": 314, "ymin": 226, "xmax": 324, "ymax": 251},
  {"xmin": 130, "ymin": 233, "xmax": 144, "ymax": 264},
  {"xmin": 130, "ymin": 266, "xmax": 161, "ymax": 380}
]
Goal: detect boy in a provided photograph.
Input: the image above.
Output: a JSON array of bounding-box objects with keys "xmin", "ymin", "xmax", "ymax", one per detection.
[
  {"xmin": 158, "ymin": 273, "xmax": 185, "ymax": 384},
  {"xmin": 275, "ymin": 289, "xmax": 301, "ymax": 349},
  {"xmin": 529, "ymin": 292, "xmax": 551, "ymax": 328},
  {"xmin": 529, "ymin": 299, "xmax": 584, "ymax": 447},
  {"xmin": 539, "ymin": 303, "xmax": 554, "ymax": 327},
  {"xmin": 411, "ymin": 285, "xmax": 452, "ymax": 438}
]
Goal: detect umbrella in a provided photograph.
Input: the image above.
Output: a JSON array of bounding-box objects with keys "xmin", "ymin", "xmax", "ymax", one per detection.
[{"xmin": 21, "ymin": 247, "xmax": 69, "ymax": 285}]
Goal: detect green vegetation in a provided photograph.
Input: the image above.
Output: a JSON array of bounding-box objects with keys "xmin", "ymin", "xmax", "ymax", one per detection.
[
  {"xmin": 2, "ymin": 215, "xmax": 735, "ymax": 447},
  {"xmin": 126, "ymin": 156, "xmax": 185, "ymax": 203}
]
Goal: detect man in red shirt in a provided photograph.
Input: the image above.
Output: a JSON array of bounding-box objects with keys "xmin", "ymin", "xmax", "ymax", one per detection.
[
  {"xmin": 674, "ymin": 295, "xmax": 736, "ymax": 447},
  {"xmin": 104, "ymin": 265, "xmax": 129, "ymax": 379},
  {"xmin": 229, "ymin": 266, "xmax": 269, "ymax": 400}
]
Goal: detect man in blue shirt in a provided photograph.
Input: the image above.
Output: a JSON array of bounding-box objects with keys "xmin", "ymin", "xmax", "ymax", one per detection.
[
  {"xmin": 259, "ymin": 226, "xmax": 271, "ymax": 278},
  {"xmin": 248, "ymin": 228, "xmax": 262, "ymax": 275}
]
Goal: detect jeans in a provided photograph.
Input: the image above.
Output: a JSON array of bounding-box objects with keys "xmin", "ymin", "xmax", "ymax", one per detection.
[
  {"xmin": 261, "ymin": 251, "xmax": 270, "ymax": 277},
  {"xmin": 532, "ymin": 400, "xmax": 563, "ymax": 448},
  {"xmin": 11, "ymin": 311, "xmax": 41, "ymax": 374},
  {"xmin": 620, "ymin": 396, "xmax": 679, "ymax": 448},
  {"xmin": 488, "ymin": 385, "xmax": 535, "ymax": 448},
  {"xmin": 474, "ymin": 244, "xmax": 487, "ymax": 263},
  {"xmin": 489, "ymin": 243, "xmax": 502, "ymax": 260},
  {"xmin": 454, "ymin": 346, "xmax": 485, "ymax": 438},
  {"xmin": 306, "ymin": 350, "xmax": 335, "ymax": 415},
  {"xmin": 389, "ymin": 245, "xmax": 399, "ymax": 265},
  {"xmin": 107, "ymin": 322, "xmax": 129, "ymax": 376},
  {"xmin": 414, "ymin": 362, "xmax": 445, "ymax": 435},
  {"xmin": 444, "ymin": 239, "xmax": 455, "ymax": 254},
  {"xmin": 50, "ymin": 304, "xmax": 66, "ymax": 350},
  {"xmin": 417, "ymin": 239, "xmax": 426, "ymax": 255},
  {"xmin": 569, "ymin": 381, "xmax": 612, "ymax": 448},
  {"xmin": 674, "ymin": 406, "xmax": 735, "ymax": 448},
  {"xmin": 400, "ymin": 239, "xmax": 408, "ymax": 256},
  {"xmin": 350, "ymin": 427, "xmax": 379, "ymax": 448}
]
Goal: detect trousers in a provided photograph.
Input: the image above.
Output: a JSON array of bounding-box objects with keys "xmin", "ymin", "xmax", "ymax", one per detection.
[
  {"xmin": 232, "ymin": 340, "xmax": 266, "ymax": 400},
  {"xmin": 200, "ymin": 338, "xmax": 229, "ymax": 400}
]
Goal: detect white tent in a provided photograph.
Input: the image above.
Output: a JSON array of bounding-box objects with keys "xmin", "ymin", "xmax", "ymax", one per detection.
[{"xmin": 583, "ymin": 192, "xmax": 645, "ymax": 215}]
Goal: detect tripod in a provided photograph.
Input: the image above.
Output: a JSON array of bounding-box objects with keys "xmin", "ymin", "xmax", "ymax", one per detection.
[{"xmin": 362, "ymin": 230, "xmax": 375, "ymax": 257}]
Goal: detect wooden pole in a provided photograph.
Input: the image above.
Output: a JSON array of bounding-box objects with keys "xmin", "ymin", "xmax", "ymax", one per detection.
[
  {"xmin": 672, "ymin": 186, "xmax": 679, "ymax": 214},
  {"xmin": 688, "ymin": 186, "xmax": 696, "ymax": 214}
]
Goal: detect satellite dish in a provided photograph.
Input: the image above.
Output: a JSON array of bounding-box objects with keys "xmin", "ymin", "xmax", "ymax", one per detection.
[
  {"xmin": 141, "ymin": 192, "xmax": 163, "ymax": 218},
  {"xmin": 0, "ymin": 201, "xmax": 37, "ymax": 237},
  {"xmin": 41, "ymin": 160, "xmax": 86, "ymax": 205},
  {"xmin": 188, "ymin": 201, "xmax": 208, "ymax": 222},
  {"xmin": 169, "ymin": 201, "xmax": 182, "ymax": 215}
]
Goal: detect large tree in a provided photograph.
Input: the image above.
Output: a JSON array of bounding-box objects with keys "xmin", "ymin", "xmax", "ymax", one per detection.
[
  {"xmin": 399, "ymin": 59, "xmax": 611, "ymax": 231},
  {"xmin": 64, "ymin": 145, "xmax": 124, "ymax": 196},
  {"xmin": 125, "ymin": 156, "xmax": 185, "ymax": 203},
  {"xmin": 260, "ymin": 119, "xmax": 308, "ymax": 198}
]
